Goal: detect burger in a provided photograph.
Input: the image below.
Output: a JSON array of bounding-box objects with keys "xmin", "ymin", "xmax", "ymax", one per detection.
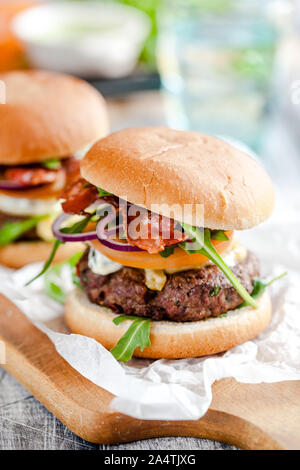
[
  {"xmin": 0, "ymin": 70, "xmax": 109, "ymax": 268},
  {"xmin": 48, "ymin": 127, "xmax": 275, "ymax": 361}
]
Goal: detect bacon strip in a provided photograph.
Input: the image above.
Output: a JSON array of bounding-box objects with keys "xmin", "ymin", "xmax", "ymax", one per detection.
[
  {"xmin": 4, "ymin": 166, "xmax": 60, "ymax": 186},
  {"xmin": 61, "ymin": 178, "xmax": 99, "ymax": 215},
  {"xmin": 127, "ymin": 211, "xmax": 187, "ymax": 254},
  {"xmin": 61, "ymin": 179, "xmax": 188, "ymax": 253},
  {"xmin": 2, "ymin": 157, "xmax": 80, "ymax": 189}
]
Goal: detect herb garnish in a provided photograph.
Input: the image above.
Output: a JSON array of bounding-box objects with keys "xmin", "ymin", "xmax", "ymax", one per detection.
[
  {"xmin": 210, "ymin": 286, "xmax": 221, "ymax": 297},
  {"xmin": 98, "ymin": 187, "xmax": 113, "ymax": 197},
  {"xmin": 110, "ymin": 315, "xmax": 151, "ymax": 362},
  {"xmin": 238, "ymin": 272, "xmax": 287, "ymax": 309},
  {"xmin": 43, "ymin": 252, "xmax": 84, "ymax": 304},
  {"xmin": 211, "ymin": 230, "xmax": 229, "ymax": 241},
  {"xmin": 159, "ymin": 245, "xmax": 175, "ymax": 258},
  {"xmin": 0, "ymin": 215, "xmax": 47, "ymax": 246},
  {"xmin": 42, "ymin": 159, "xmax": 61, "ymax": 170},
  {"xmin": 26, "ymin": 215, "xmax": 91, "ymax": 285},
  {"xmin": 180, "ymin": 225, "xmax": 258, "ymax": 308}
]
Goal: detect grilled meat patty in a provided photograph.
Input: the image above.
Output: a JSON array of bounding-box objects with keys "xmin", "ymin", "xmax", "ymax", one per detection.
[{"xmin": 77, "ymin": 248, "xmax": 260, "ymax": 321}]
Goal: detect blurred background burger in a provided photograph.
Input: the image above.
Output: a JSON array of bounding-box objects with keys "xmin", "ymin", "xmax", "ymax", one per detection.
[{"xmin": 0, "ymin": 70, "xmax": 109, "ymax": 267}]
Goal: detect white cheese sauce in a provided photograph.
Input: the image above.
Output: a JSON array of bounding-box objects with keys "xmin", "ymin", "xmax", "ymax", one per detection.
[
  {"xmin": 0, "ymin": 195, "xmax": 60, "ymax": 216},
  {"xmin": 88, "ymin": 247, "xmax": 122, "ymax": 276}
]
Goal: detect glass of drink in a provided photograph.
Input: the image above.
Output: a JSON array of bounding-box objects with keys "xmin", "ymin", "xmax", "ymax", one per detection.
[{"xmin": 157, "ymin": 0, "xmax": 282, "ymax": 150}]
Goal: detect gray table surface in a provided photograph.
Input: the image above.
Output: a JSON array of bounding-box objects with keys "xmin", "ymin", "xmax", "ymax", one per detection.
[
  {"xmin": 0, "ymin": 368, "xmax": 238, "ymax": 450},
  {"xmin": 0, "ymin": 90, "xmax": 298, "ymax": 450}
]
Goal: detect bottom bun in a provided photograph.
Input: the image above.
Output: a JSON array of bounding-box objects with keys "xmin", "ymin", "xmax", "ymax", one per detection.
[
  {"xmin": 0, "ymin": 241, "xmax": 85, "ymax": 269},
  {"xmin": 65, "ymin": 288, "xmax": 272, "ymax": 359}
]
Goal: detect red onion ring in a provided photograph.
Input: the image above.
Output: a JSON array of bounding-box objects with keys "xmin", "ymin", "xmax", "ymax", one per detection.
[
  {"xmin": 96, "ymin": 211, "xmax": 118, "ymax": 240},
  {"xmin": 0, "ymin": 181, "xmax": 37, "ymax": 191},
  {"xmin": 96, "ymin": 213, "xmax": 144, "ymax": 252},
  {"xmin": 99, "ymin": 238, "xmax": 144, "ymax": 252},
  {"xmin": 52, "ymin": 213, "xmax": 98, "ymax": 243},
  {"xmin": 51, "ymin": 203, "xmax": 145, "ymax": 252}
]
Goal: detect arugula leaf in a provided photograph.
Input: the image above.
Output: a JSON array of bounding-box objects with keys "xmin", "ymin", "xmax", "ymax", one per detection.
[
  {"xmin": 72, "ymin": 274, "xmax": 83, "ymax": 290},
  {"xmin": 180, "ymin": 225, "xmax": 258, "ymax": 308},
  {"xmin": 98, "ymin": 187, "xmax": 113, "ymax": 197},
  {"xmin": 27, "ymin": 239, "xmax": 62, "ymax": 286},
  {"xmin": 0, "ymin": 215, "xmax": 47, "ymax": 246},
  {"xmin": 249, "ymin": 278, "xmax": 269, "ymax": 300},
  {"xmin": 210, "ymin": 286, "xmax": 221, "ymax": 297},
  {"xmin": 238, "ymin": 272, "xmax": 287, "ymax": 309},
  {"xmin": 211, "ymin": 230, "xmax": 229, "ymax": 241},
  {"xmin": 26, "ymin": 215, "xmax": 91, "ymax": 285},
  {"xmin": 44, "ymin": 280, "xmax": 66, "ymax": 304},
  {"xmin": 158, "ymin": 229, "xmax": 227, "ymax": 257},
  {"xmin": 43, "ymin": 251, "xmax": 84, "ymax": 304},
  {"xmin": 110, "ymin": 315, "xmax": 151, "ymax": 362},
  {"xmin": 113, "ymin": 315, "xmax": 140, "ymax": 325},
  {"xmin": 67, "ymin": 251, "xmax": 84, "ymax": 269},
  {"xmin": 42, "ymin": 159, "xmax": 61, "ymax": 170},
  {"xmin": 159, "ymin": 245, "xmax": 175, "ymax": 258},
  {"xmin": 60, "ymin": 215, "xmax": 92, "ymax": 235},
  {"xmin": 68, "ymin": 252, "xmax": 84, "ymax": 290}
]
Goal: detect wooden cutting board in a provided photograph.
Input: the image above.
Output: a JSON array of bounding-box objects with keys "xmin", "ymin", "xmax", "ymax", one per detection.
[{"xmin": 0, "ymin": 293, "xmax": 299, "ymax": 450}]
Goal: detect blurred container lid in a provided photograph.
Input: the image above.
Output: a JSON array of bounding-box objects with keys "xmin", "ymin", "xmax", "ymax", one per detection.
[{"xmin": 12, "ymin": 1, "xmax": 151, "ymax": 78}]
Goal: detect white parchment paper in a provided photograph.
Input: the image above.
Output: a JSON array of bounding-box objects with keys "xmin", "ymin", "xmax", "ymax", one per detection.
[{"xmin": 0, "ymin": 197, "xmax": 299, "ymax": 421}]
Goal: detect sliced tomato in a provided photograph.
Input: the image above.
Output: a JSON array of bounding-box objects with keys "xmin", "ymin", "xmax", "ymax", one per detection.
[{"xmin": 90, "ymin": 231, "xmax": 234, "ymax": 270}]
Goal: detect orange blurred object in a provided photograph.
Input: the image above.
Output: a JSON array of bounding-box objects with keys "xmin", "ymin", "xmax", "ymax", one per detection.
[{"xmin": 0, "ymin": 1, "xmax": 40, "ymax": 71}]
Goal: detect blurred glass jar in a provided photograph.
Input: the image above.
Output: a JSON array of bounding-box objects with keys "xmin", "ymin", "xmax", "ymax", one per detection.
[{"xmin": 157, "ymin": 0, "xmax": 286, "ymax": 150}]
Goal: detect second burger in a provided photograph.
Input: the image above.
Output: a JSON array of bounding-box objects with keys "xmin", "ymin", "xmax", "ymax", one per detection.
[{"xmin": 0, "ymin": 70, "xmax": 109, "ymax": 268}]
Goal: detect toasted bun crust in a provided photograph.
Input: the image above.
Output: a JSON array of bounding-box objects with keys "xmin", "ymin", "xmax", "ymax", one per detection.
[
  {"xmin": 0, "ymin": 241, "xmax": 85, "ymax": 269},
  {"xmin": 65, "ymin": 288, "xmax": 272, "ymax": 359},
  {"xmin": 0, "ymin": 70, "xmax": 109, "ymax": 164},
  {"xmin": 81, "ymin": 127, "xmax": 274, "ymax": 230}
]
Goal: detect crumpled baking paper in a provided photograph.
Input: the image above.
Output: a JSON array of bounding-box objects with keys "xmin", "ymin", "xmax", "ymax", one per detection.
[{"xmin": 0, "ymin": 197, "xmax": 299, "ymax": 421}]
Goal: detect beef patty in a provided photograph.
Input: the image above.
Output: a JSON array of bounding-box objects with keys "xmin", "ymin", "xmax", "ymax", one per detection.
[{"xmin": 77, "ymin": 248, "xmax": 260, "ymax": 322}]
